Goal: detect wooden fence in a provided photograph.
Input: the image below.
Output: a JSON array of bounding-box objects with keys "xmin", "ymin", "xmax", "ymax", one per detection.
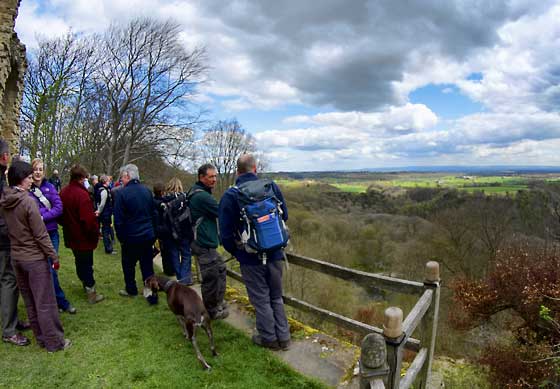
[{"xmin": 226, "ymin": 253, "xmax": 441, "ymax": 389}]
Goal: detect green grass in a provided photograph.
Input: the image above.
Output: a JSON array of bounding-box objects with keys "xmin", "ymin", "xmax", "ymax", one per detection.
[
  {"xmin": 277, "ymin": 174, "xmax": 544, "ymax": 195},
  {"xmin": 460, "ymin": 185, "xmax": 527, "ymax": 194},
  {"xmin": 433, "ymin": 357, "xmax": 490, "ymax": 389},
  {"xmin": 0, "ymin": 239, "xmax": 326, "ymax": 389},
  {"xmin": 330, "ymin": 183, "xmax": 368, "ymax": 193}
]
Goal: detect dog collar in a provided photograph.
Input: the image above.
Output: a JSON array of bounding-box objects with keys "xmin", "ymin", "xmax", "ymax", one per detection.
[{"xmin": 163, "ymin": 279, "xmax": 176, "ymax": 292}]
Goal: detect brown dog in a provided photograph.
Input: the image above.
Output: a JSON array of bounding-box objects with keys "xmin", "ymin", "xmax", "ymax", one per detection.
[{"xmin": 145, "ymin": 275, "xmax": 217, "ymax": 369}]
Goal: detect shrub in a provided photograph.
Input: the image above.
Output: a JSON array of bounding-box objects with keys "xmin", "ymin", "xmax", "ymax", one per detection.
[{"xmin": 450, "ymin": 244, "xmax": 560, "ymax": 387}]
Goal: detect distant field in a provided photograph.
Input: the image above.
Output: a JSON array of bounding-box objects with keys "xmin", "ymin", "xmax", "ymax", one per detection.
[
  {"xmin": 275, "ymin": 173, "xmax": 560, "ymax": 195},
  {"xmin": 330, "ymin": 183, "xmax": 367, "ymax": 193}
]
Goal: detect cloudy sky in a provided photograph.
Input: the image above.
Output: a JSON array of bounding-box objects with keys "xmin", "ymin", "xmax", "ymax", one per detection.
[{"xmin": 16, "ymin": 0, "xmax": 560, "ymax": 171}]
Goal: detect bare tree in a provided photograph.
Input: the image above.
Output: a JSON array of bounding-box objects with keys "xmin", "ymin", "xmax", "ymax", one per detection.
[
  {"xmin": 199, "ymin": 119, "xmax": 257, "ymax": 192},
  {"xmin": 21, "ymin": 18, "xmax": 207, "ymax": 177},
  {"xmin": 470, "ymin": 196, "xmax": 515, "ymax": 262},
  {"xmin": 96, "ymin": 17, "xmax": 207, "ymax": 174},
  {"xmin": 21, "ymin": 32, "xmax": 98, "ymax": 173},
  {"xmin": 429, "ymin": 205, "xmax": 483, "ymax": 279}
]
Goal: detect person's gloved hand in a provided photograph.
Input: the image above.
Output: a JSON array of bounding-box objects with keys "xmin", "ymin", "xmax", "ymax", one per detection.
[{"xmin": 52, "ymin": 260, "xmax": 60, "ymax": 271}]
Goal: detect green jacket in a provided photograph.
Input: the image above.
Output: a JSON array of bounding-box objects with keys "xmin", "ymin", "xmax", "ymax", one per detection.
[{"xmin": 189, "ymin": 182, "xmax": 219, "ymax": 248}]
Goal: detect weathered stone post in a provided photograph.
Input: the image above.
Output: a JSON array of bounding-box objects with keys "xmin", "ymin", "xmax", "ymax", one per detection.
[
  {"xmin": 383, "ymin": 306, "xmax": 404, "ymax": 388},
  {"xmin": 359, "ymin": 333, "xmax": 389, "ymax": 389},
  {"xmin": 418, "ymin": 261, "xmax": 441, "ymax": 388}
]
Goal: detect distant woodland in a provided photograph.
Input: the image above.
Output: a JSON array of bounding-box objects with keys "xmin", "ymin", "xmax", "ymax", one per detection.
[{"xmin": 273, "ymin": 177, "xmax": 560, "ymax": 388}]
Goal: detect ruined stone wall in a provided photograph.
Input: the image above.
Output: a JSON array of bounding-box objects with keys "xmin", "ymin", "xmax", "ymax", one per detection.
[{"xmin": 0, "ymin": 0, "xmax": 26, "ymax": 152}]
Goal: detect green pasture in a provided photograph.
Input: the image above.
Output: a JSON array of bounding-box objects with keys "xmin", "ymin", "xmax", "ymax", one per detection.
[
  {"xmin": 276, "ymin": 174, "xmax": 560, "ymax": 195},
  {"xmin": 372, "ymin": 175, "xmax": 530, "ymax": 191},
  {"xmin": 0, "ymin": 238, "xmax": 325, "ymax": 389},
  {"xmin": 460, "ymin": 185, "xmax": 527, "ymax": 194},
  {"xmin": 330, "ymin": 183, "xmax": 368, "ymax": 193}
]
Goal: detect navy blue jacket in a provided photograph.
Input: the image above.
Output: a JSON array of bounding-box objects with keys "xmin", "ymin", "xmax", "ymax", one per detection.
[
  {"xmin": 219, "ymin": 173, "xmax": 288, "ymax": 265},
  {"xmin": 94, "ymin": 183, "xmax": 113, "ymax": 222},
  {"xmin": 114, "ymin": 179, "xmax": 155, "ymax": 244}
]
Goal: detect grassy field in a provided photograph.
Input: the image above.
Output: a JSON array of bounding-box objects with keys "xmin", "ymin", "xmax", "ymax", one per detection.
[
  {"xmin": 0, "ymin": 238, "xmax": 325, "ymax": 389},
  {"xmin": 277, "ymin": 173, "xmax": 560, "ymax": 195}
]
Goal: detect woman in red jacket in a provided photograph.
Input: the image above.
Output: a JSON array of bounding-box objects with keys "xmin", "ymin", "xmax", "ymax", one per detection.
[
  {"xmin": 59, "ymin": 165, "xmax": 104, "ymax": 304},
  {"xmin": 0, "ymin": 161, "xmax": 70, "ymax": 352}
]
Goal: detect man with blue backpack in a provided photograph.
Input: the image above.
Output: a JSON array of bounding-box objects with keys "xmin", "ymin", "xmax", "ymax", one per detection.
[{"xmin": 219, "ymin": 154, "xmax": 290, "ymax": 351}]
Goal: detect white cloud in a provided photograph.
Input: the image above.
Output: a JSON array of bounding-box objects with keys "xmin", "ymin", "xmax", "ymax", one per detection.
[
  {"xmin": 255, "ymin": 126, "xmax": 368, "ymax": 151},
  {"xmin": 283, "ymin": 104, "xmax": 438, "ymax": 134},
  {"xmin": 14, "ymin": 0, "xmax": 560, "ymax": 170},
  {"xmin": 455, "ymin": 3, "xmax": 560, "ymax": 114},
  {"xmin": 16, "ymin": 1, "xmax": 71, "ymax": 48}
]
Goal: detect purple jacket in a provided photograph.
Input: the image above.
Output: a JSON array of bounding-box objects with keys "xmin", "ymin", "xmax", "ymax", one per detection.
[{"xmin": 29, "ymin": 179, "xmax": 63, "ymax": 232}]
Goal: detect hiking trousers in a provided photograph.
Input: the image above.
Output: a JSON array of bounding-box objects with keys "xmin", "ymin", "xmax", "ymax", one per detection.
[
  {"xmin": 191, "ymin": 242, "xmax": 226, "ymax": 317},
  {"xmin": 240, "ymin": 260, "xmax": 290, "ymax": 344},
  {"xmin": 158, "ymin": 238, "xmax": 176, "ymax": 277},
  {"xmin": 0, "ymin": 249, "xmax": 19, "ymax": 338},
  {"xmin": 72, "ymin": 249, "xmax": 96, "ymax": 288},
  {"xmin": 121, "ymin": 240, "xmax": 155, "ymax": 296},
  {"xmin": 14, "ymin": 259, "xmax": 64, "ymax": 351}
]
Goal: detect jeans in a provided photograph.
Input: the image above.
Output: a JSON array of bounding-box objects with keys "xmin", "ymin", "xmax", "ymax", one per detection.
[
  {"xmin": 121, "ymin": 240, "xmax": 155, "ymax": 296},
  {"xmin": 162, "ymin": 237, "xmax": 192, "ymax": 284},
  {"xmin": 48, "ymin": 230, "xmax": 70, "ymax": 310},
  {"xmin": 100, "ymin": 219, "xmax": 114, "ymax": 254}
]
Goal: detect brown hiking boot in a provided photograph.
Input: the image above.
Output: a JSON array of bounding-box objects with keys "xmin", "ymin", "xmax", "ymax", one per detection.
[{"xmin": 85, "ymin": 286, "xmax": 104, "ymax": 304}]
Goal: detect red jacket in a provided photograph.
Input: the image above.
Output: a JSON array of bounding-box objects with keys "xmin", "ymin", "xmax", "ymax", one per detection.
[{"xmin": 60, "ymin": 180, "xmax": 99, "ymax": 251}]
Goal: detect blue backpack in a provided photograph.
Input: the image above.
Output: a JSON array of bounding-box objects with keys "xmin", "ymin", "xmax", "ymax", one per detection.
[{"xmin": 234, "ymin": 179, "xmax": 289, "ymax": 261}]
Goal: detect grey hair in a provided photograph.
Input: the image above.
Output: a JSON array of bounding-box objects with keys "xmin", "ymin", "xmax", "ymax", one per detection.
[
  {"xmin": 120, "ymin": 164, "xmax": 140, "ymax": 180},
  {"xmin": 99, "ymin": 174, "xmax": 109, "ymax": 184},
  {"xmin": 91, "ymin": 175, "xmax": 98, "ymax": 181},
  {"xmin": 237, "ymin": 154, "xmax": 257, "ymax": 174}
]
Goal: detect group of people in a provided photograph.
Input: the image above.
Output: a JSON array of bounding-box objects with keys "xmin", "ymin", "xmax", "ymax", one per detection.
[{"xmin": 0, "ymin": 148, "xmax": 291, "ymax": 353}]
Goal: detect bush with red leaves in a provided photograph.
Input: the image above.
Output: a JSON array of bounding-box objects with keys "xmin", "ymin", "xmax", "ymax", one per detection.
[{"xmin": 450, "ymin": 244, "xmax": 560, "ymax": 387}]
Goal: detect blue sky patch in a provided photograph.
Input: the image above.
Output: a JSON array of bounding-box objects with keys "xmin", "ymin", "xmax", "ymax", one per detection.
[{"xmin": 409, "ymin": 84, "xmax": 484, "ymax": 120}]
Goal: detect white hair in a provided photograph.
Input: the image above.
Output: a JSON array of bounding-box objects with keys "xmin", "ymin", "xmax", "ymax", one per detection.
[{"xmin": 120, "ymin": 164, "xmax": 140, "ymax": 180}]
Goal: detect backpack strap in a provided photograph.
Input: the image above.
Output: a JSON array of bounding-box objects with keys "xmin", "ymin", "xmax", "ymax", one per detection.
[
  {"xmin": 30, "ymin": 186, "xmax": 52, "ymax": 210},
  {"xmin": 186, "ymin": 188, "xmax": 204, "ymax": 200},
  {"xmin": 187, "ymin": 188, "xmax": 205, "ymax": 242}
]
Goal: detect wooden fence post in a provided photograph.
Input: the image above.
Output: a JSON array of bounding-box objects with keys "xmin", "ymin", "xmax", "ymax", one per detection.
[
  {"xmin": 417, "ymin": 261, "xmax": 441, "ymax": 388},
  {"xmin": 360, "ymin": 333, "xmax": 389, "ymax": 389},
  {"xmin": 383, "ymin": 307, "xmax": 404, "ymax": 389}
]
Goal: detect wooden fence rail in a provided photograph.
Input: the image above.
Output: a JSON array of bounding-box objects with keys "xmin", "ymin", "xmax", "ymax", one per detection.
[{"xmin": 226, "ymin": 255, "xmax": 441, "ymax": 389}]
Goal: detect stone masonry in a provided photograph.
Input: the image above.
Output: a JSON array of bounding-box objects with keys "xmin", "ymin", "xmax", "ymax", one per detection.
[{"xmin": 0, "ymin": 0, "xmax": 26, "ymax": 152}]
